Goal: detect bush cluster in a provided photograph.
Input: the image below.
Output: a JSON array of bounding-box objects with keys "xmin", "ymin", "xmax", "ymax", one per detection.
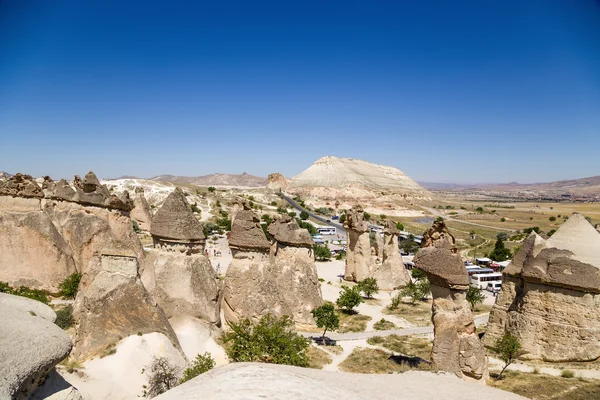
[{"xmin": 0, "ymin": 281, "xmax": 50, "ymax": 304}]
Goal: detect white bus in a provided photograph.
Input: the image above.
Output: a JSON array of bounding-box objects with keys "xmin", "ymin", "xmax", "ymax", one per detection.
[
  {"xmin": 470, "ymin": 273, "xmax": 503, "ymax": 289},
  {"xmin": 317, "ymin": 226, "xmax": 336, "ymax": 235},
  {"xmin": 466, "ymin": 267, "xmax": 495, "ymax": 279}
]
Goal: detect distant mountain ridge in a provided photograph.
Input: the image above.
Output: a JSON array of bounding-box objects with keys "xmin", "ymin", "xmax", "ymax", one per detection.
[{"xmin": 150, "ymin": 173, "xmax": 267, "ymax": 187}]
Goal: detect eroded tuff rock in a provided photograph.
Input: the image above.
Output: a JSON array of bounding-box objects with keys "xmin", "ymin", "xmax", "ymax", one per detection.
[
  {"xmin": 141, "ymin": 249, "xmax": 221, "ymax": 326},
  {"xmin": 73, "ymin": 244, "xmax": 179, "ymax": 359},
  {"xmin": 155, "ymin": 363, "xmax": 525, "ymax": 400},
  {"xmin": 0, "ymin": 173, "xmax": 44, "ymax": 198},
  {"xmin": 266, "ymin": 173, "xmax": 289, "ymax": 191},
  {"xmin": 414, "ymin": 222, "xmax": 488, "ymax": 382},
  {"xmin": 371, "ymin": 220, "xmax": 411, "ymax": 290},
  {"xmin": 421, "ymin": 220, "xmax": 457, "ymax": 252},
  {"xmin": 228, "ymin": 207, "xmax": 271, "ymax": 253},
  {"xmin": 344, "ymin": 205, "xmax": 372, "ymax": 282},
  {"xmin": 131, "ymin": 187, "xmax": 153, "ymax": 231},
  {"xmin": 267, "ymin": 215, "xmax": 313, "ymax": 248},
  {"xmin": 0, "ymin": 294, "xmax": 73, "ymax": 400},
  {"xmin": 223, "ymin": 209, "xmax": 322, "ymax": 326},
  {"xmin": 484, "ymin": 214, "xmax": 600, "ymax": 362},
  {"xmin": 150, "ymin": 187, "xmax": 205, "ymax": 254}
]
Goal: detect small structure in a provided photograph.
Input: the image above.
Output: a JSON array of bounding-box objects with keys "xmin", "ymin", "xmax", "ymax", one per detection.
[{"xmin": 150, "ymin": 188, "xmax": 205, "ymax": 254}]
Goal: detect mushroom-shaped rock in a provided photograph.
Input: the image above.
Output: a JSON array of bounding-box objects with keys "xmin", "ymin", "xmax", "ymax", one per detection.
[
  {"xmin": 228, "ymin": 209, "xmax": 270, "ymax": 252},
  {"xmin": 345, "ymin": 205, "xmax": 370, "ymax": 233},
  {"xmin": 0, "ymin": 294, "xmax": 73, "ymax": 400},
  {"xmin": 267, "ymin": 215, "xmax": 313, "ymax": 248},
  {"xmin": 413, "ymin": 247, "xmax": 469, "ymax": 290},
  {"xmin": 150, "ymin": 188, "xmax": 205, "ymax": 253}
]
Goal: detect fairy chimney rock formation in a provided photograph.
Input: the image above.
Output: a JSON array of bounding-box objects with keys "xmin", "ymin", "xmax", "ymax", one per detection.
[
  {"xmin": 150, "ymin": 187, "xmax": 205, "ymax": 254},
  {"xmin": 131, "ymin": 187, "xmax": 153, "ymax": 231},
  {"xmin": 223, "ymin": 209, "xmax": 322, "ymax": 326},
  {"xmin": 371, "ymin": 220, "xmax": 411, "ymax": 290},
  {"xmin": 414, "ymin": 221, "xmax": 488, "ymax": 383},
  {"xmin": 344, "ymin": 205, "xmax": 372, "ymax": 282},
  {"xmin": 228, "ymin": 207, "xmax": 271, "ymax": 254},
  {"xmin": 422, "ymin": 220, "xmax": 457, "ymax": 252},
  {"xmin": 484, "ymin": 214, "xmax": 600, "ymax": 362}
]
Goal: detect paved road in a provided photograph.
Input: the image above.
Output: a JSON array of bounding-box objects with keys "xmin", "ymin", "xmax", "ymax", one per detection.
[
  {"xmin": 281, "ymin": 193, "xmax": 347, "ymax": 235},
  {"xmin": 302, "ymin": 314, "xmax": 489, "ymax": 341},
  {"xmin": 423, "ymin": 207, "xmax": 514, "ymax": 232}
]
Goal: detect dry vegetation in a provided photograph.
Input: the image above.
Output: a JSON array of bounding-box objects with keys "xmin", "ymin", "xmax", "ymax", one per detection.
[
  {"xmin": 488, "ymin": 371, "xmax": 600, "ymax": 400},
  {"xmin": 373, "ymin": 318, "xmax": 396, "ymax": 331},
  {"xmin": 383, "ymin": 300, "xmax": 432, "ymax": 327},
  {"xmin": 337, "ymin": 312, "xmax": 372, "ymax": 333},
  {"xmin": 367, "ymin": 335, "xmax": 432, "ymax": 361},
  {"xmin": 306, "ymin": 345, "xmax": 332, "ymax": 369},
  {"xmin": 339, "ymin": 347, "xmax": 431, "ymax": 374}
]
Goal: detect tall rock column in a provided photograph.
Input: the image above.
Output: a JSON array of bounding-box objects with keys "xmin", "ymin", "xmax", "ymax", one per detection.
[
  {"xmin": 413, "ymin": 222, "xmax": 488, "ymax": 383},
  {"xmin": 344, "ymin": 205, "xmax": 372, "ymax": 282},
  {"xmin": 371, "ymin": 220, "xmax": 411, "ymax": 290}
]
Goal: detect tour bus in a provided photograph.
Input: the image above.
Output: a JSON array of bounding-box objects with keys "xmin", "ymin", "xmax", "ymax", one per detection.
[
  {"xmin": 317, "ymin": 226, "xmax": 336, "ymax": 235},
  {"xmin": 466, "ymin": 266, "xmax": 495, "ymax": 279},
  {"xmin": 470, "ymin": 273, "xmax": 503, "ymax": 289}
]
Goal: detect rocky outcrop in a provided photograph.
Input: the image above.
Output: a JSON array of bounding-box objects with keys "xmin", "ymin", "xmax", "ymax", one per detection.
[
  {"xmin": 421, "ymin": 220, "xmax": 457, "ymax": 252},
  {"xmin": 228, "ymin": 207, "xmax": 271, "ymax": 254},
  {"xmin": 484, "ymin": 214, "xmax": 600, "ymax": 362},
  {"xmin": 150, "ymin": 188, "xmax": 205, "ymax": 254},
  {"xmin": 344, "ymin": 205, "xmax": 372, "ymax": 282},
  {"xmin": 131, "ymin": 187, "xmax": 153, "ymax": 231},
  {"xmin": 414, "ymin": 221, "xmax": 488, "ymax": 383},
  {"xmin": 371, "ymin": 220, "xmax": 411, "ymax": 290},
  {"xmin": 0, "ymin": 173, "xmax": 44, "ymax": 198},
  {"xmin": 266, "ymin": 173, "xmax": 289, "ymax": 191},
  {"xmin": 73, "ymin": 244, "xmax": 179, "ymax": 359},
  {"xmin": 141, "ymin": 249, "xmax": 221, "ymax": 326},
  {"xmin": 0, "ymin": 294, "xmax": 73, "ymax": 400},
  {"xmin": 155, "ymin": 363, "xmax": 525, "ymax": 400},
  {"xmin": 223, "ymin": 209, "xmax": 322, "ymax": 326}
]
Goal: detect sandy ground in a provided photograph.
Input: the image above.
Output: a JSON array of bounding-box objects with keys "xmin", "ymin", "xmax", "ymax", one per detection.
[{"xmin": 204, "ymin": 235, "xmax": 233, "ymax": 276}]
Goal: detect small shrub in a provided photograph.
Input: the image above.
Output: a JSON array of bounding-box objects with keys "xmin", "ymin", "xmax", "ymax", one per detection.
[
  {"xmin": 561, "ymin": 369, "xmax": 575, "ymax": 378},
  {"xmin": 55, "ymin": 305, "xmax": 74, "ymax": 329},
  {"xmin": 313, "ymin": 244, "xmax": 331, "ymax": 261},
  {"xmin": 100, "ymin": 343, "xmax": 117, "ymax": 358},
  {"xmin": 59, "ymin": 273, "xmax": 82, "ymax": 299},
  {"xmin": 500, "ymin": 217, "xmax": 506, "ymax": 222},
  {"xmin": 180, "ymin": 353, "xmax": 215, "ymax": 384},
  {"xmin": 466, "ymin": 286, "xmax": 485, "ymax": 311},
  {"xmin": 299, "ymin": 211, "xmax": 309, "ymax": 220},
  {"xmin": 132, "ymin": 219, "xmax": 141, "ymax": 233},
  {"xmin": 142, "ymin": 357, "xmax": 181, "ymax": 397},
  {"xmin": 0, "ymin": 282, "xmax": 50, "ymax": 304},
  {"xmin": 532, "ymin": 367, "xmax": 540, "ymax": 374},
  {"xmin": 208, "ymin": 186, "xmax": 216, "ymax": 193}
]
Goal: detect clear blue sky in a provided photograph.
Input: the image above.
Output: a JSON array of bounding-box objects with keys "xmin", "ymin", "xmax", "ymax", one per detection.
[{"xmin": 1, "ymin": 1, "xmax": 599, "ymax": 183}]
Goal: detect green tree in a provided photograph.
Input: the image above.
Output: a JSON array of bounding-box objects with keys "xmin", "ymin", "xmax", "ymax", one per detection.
[
  {"xmin": 398, "ymin": 279, "xmax": 430, "ymax": 305},
  {"xmin": 363, "ymin": 211, "xmax": 371, "ymax": 221},
  {"xmin": 492, "ymin": 333, "xmax": 522, "ymax": 380},
  {"xmin": 141, "ymin": 357, "xmax": 180, "ymax": 398},
  {"xmin": 311, "ymin": 303, "xmax": 339, "ymax": 343},
  {"xmin": 380, "ymin": 214, "xmax": 386, "ymax": 220},
  {"xmin": 180, "ymin": 353, "xmax": 215, "ymax": 384},
  {"xmin": 216, "ymin": 217, "xmax": 232, "ymax": 231},
  {"xmin": 547, "ymin": 229, "xmax": 556, "ymax": 237},
  {"xmin": 336, "ymin": 286, "xmax": 364, "ymax": 313},
  {"xmin": 59, "ymin": 273, "xmax": 82, "ymax": 299},
  {"xmin": 313, "ymin": 244, "xmax": 331, "ymax": 261},
  {"xmin": 261, "ymin": 214, "xmax": 273, "ymax": 225},
  {"xmin": 223, "ymin": 314, "xmax": 310, "ymax": 367},
  {"xmin": 54, "ymin": 305, "xmax": 73, "ymax": 329},
  {"xmin": 356, "ymin": 277, "xmax": 379, "ymax": 299},
  {"xmin": 411, "ymin": 268, "xmax": 427, "ymax": 281},
  {"xmin": 296, "ymin": 219, "xmax": 317, "ymax": 235},
  {"xmin": 396, "ymin": 222, "xmax": 404, "ymax": 231},
  {"xmin": 132, "ymin": 220, "xmax": 141, "ymax": 233},
  {"xmin": 208, "ymin": 186, "xmax": 216, "ymax": 193},
  {"xmin": 496, "ymin": 232, "xmax": 509, "ymax": 241},
  {"xmin": 435, "ymin": 216, "xmax": 444, "ymax": 222},
  {"xmin": 549, "ymin": 216, "xmax": 556, "ymax": 222},
  {"xmin": 338, "ymin": 213, "xmax": 346, "ymax": 224},
  {"xmin": 299, "ymin": 211, "xmax": 309, "ymax": 220},
  {"xmin": 489, "ymin": 237, "xmax": 511, "ymax": 261},
  {"xmin": 475, "ymin": 207, "xmax": 484, "ymax": 213},
  {"xmin": 190, "ymin": 203, "xmax": 201, "ymax": 214},
  {"xmin": 401, "ymin": 234, "xmax": 419, "ymax": 254},
  {"xmin": 466, "ymin": 286, "xmax": 485, "ymax": 311}
]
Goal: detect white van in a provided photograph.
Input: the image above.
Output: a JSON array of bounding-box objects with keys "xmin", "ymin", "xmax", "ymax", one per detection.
[
  {"xmin": 486, "ymin": 282, "xmax": 502, "ymax": 293},
  {"xmin": 471, "ymin": 273, "xmax": 503, "ymax": 289}
]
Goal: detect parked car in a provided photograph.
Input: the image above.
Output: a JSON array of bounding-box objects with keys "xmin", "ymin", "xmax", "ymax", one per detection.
[{"xmin": 486, "ymin": 282, "xmax": 502, "ymax": 293}]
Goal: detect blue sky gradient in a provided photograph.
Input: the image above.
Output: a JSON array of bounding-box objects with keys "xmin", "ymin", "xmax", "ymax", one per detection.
[{"xmin": 1, "ymin": 1, "xmax": 599, "ymax": 183}]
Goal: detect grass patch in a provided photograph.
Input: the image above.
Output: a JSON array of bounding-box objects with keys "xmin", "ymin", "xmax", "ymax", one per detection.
[
  {"xmin": 384, "ymin": 300, "xmax": 432, "ymax": 327},
  {"xmin": 322, "ymin": 345, "xmax": 344, "ymax": 355},
  {"xmin": 488, "ymin": 370, "xmax": 600, "ymax": 400},
  {"xmin": 59, "ymin": 357, "xmax": 84, "ymax": 374},
  {"xmin": 306, "ymin": 345, "xmax": 332, "ymax": 369},
  {"xmin": 337, "ymin": 312, "xmax": 371, "ymax": 333},
  {"xmin": 99, "ymin": 343, "xmax": 117, "ymax": 358},
  {"xmin": 339, "ymin": 348, "xmax": 430, "ymax": 374},
  {"xmin": 367, "ymin": 335, "xmax": 432, "ymax": 361},
  {"xmin": 373, "ymin": 318, "xmax": 396, "ymax": 331}
]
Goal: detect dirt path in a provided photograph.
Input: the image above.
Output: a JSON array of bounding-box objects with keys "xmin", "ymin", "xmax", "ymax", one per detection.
[{"xmin": 488, "ymin": 357, "xmax": 600, "ymax": 379}]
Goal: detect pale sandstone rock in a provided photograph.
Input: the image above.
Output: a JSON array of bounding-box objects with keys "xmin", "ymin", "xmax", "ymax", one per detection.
[
  {"xmin": 73, "ymin": 250, "xmax": 179, "ymax": 359},
  {"xmin": 267, "ymin": 215, "xmax": 313, "ymax": 248},
  {"xmin": 266, "ymin": 173, "xmax": 289, "ymax": 191},
  {"xmin": 0, "ymin": 173, "xmax": 44, "ymax": 198},
  {"xmin": 0, "ymin": 294, "xmax": 73, "ymax": 400},
  {"xmin": 484, "ymin": 215, "xmax": 600, "ymax": 362},
  {"xmin": 371, "ymin": 221, "xmax": 411, "ymax": 290},
  {"xmin": 228, "ymin": 208, "xmax": 271, "ymax": 253},
  {"xmin": 0, "ymin": 292, "xmax": 57, "ymax": 322},
  {"xmin": 421, "ymin": 220, "xmax": 457, "ymax": 252},
  {"xmin": 130, "ymin": 187, "xmax": 153, "ymax": 231},
  {"xmin": 344, "ymin": 206, "xmax": 372, "ymax": 282},
  {"xmin": 141, "ymin": 249, "xmax": 221, "ymax": 325},
  {"xmin": 155, "ymin": 363, "xmax": 524, "ymax": 400}
]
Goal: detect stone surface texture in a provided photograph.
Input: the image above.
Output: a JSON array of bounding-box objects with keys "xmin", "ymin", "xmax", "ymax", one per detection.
[
  {"xmin": 155, "ymin": 363, "xmax": 525, "ymax": 400},
  {"xmin": 484, "ymin": 214, "xmax": 600, "ymax": 362},
  {"xmin": 371, "ymin": 220, "xmax": 411, "ymax": 290},
  {"xmin": 265, "ymin": 173, "xmax": 289, "ymax": 191},
  {"xmin": 228, "ymin": 208, "xmax": 271, "ymax": 253},
  {"xmin": 344, "ymin": 205, "xmax": 373, "ymax": 282},
  {"xmin": 130, "ymin": 187, "xmax": 153, "ymax": 231},
  {"xmin": 0, "ymin": 294, "xmax": 72, "ymax": 400}
]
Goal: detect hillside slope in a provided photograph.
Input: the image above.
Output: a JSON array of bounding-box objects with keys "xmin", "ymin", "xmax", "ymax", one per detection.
[{"xmin": 150, "ymin": 173, "xmax": 267, "ymax": 187}]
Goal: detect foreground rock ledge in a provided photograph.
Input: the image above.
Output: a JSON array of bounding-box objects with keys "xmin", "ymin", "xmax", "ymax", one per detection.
[{"xmin": 155, "ymin": 363, "xmax": 525, "ymax": 400}]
